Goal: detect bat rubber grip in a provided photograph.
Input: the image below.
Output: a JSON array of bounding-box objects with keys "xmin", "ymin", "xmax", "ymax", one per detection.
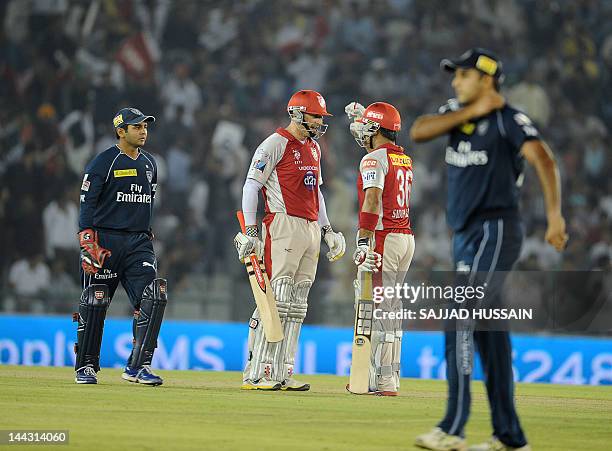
[{"xmin": 236, "ymin": 210, "xmax": 246, "ymax": 234}]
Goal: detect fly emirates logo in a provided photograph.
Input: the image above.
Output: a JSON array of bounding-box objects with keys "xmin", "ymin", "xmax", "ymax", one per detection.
[
  {"xmin": 445, "ymin": 140, "xmax": 488, "ymax": 167},
  {"xmin": 116, "ymin": 184, "xmax": 152, "ymax": 203}
]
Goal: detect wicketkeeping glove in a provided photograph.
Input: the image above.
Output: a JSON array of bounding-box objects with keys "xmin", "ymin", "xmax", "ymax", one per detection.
[
  {"xmin": 322, "ymin": 226, "xmax": 346, "ymax": 262},
  {"xmin": 234, "ymin": 225, "xmax": 264, "ymax": 260},
  {"xmin": 345, "ymin": 101, "xmax": 365, "ymax": 120},
  {"xmin": 353, "ymin": 236, "xmax": 382, "ymax": 272},
  {"xmin": 79, "ymin": 229, "xmax": 112, "ymax": 274}
]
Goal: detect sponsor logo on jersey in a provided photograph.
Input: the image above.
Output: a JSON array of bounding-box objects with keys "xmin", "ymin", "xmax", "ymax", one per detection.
[
  {"xmin": 116, "ymin": 183, "xmax": 151, "ymax": 203},
  {"xmin": 116, "ymin": 192, "xmax": 152, "ymax": 203},
  {"xmin": 310, "ymin": 146, "xmax": 319, "ymax": 161},
  {"xmin": 298, "ymin": 165, "xmax": 318, "ymax": 171},
  {"xmin": 513, "ymin": 112, "xmax": 538, "ymax": 136},
  {"xmin": 81, "ymin": 174, "xmax": 90, "ymax": 191},
  {"xmin": 389, "ymin": 154, "xmax": 411, "ymax": 167},
  {"xmin": 114, "ymin": 169, "xmax": 138, "ymax": 178},
  {"xmin": 253, "ymin": 159, "xmax": 267, "ymax": 172},
  {"xmin": 460, "ymin": 122, "xmax": 476, "ymax": 135},
  {"xmin": 303, "ymin": 170, "xmax": 317, "ymax": 191},
  {"xmin": 445, "ymin": 141, "xmax": 488, "ymax": 167},
  {"xmin": 477, "ymin": 120, "xmax": 489, "ymax": 136},
  {"xmin": 362, "ymin": 169, "xmax": 377, "ymax": 182},
  {"xmin": 146, "ymin": 170, "xmax": 153, "ymax": 183},
  {"xmin": 361, "ymin": 158, "xmax": 378, "ymax": 169}
]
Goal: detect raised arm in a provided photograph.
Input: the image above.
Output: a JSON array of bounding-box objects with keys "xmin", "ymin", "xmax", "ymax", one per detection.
[{"xmin": 410, "ymin": 91, "xmax": 505, "ymax": 143}]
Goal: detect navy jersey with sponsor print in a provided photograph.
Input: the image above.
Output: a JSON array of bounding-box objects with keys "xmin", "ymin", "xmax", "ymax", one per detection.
[
  {"xmin": 79, "ymin": 145, "xmax": 157, "ymax": 232},
  {"xmin": 439, "ymin": 99, "xmax": 540, "ymax": 231}
]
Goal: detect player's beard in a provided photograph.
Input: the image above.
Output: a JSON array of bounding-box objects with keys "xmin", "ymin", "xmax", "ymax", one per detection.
[{"xmin": 127, "ymin": 134, "xmax": 146, "ymax": 148}]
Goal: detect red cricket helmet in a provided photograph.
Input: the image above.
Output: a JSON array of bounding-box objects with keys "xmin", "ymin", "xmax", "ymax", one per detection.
[
  {"xmin": 359, "ymin": 102, "xmax": 401, "ymax": 131},
  {"xmin": 287, "ymin": 90, "xmax": 332, "ymax": 116}
]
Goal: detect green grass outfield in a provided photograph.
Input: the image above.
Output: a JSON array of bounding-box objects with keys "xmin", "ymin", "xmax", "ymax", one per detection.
[{"xmin": 0, "ymin": 366, "xmax": 611, "ymax": 450}]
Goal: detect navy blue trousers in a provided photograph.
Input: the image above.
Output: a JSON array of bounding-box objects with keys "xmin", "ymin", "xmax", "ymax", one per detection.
[
  {"xmin": 438, "ymin": 216, "xmax": 527, "ymax": 447},
  {"xmin": 80, "ymin": 230, "xmax": 157, "ymax": 309}
]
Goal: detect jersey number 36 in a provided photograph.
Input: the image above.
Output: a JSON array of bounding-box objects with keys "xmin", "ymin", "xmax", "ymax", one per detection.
[{"xmin": 396, "ymin": 168, "xmax": 413, "ymax": 208}]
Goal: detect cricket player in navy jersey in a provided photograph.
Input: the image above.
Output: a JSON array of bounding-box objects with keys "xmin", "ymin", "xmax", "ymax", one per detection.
[
  {"xmin": 74, "ymin": 107, "xmax": 168, "ymax": 386},
  {"xmin": 410, "ymin": 49, "xmax": 568, "ymax": 451}
]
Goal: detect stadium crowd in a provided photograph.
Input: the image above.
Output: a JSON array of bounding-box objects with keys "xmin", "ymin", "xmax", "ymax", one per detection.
[{"xmin": 1, "ymin": 0, "xmax": 610, "ymax": 322}]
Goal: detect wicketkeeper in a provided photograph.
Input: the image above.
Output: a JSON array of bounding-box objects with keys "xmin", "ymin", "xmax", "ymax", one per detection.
[{"xmin": 74, "ymin": 108, "xmax": 168, "ymax": 386}]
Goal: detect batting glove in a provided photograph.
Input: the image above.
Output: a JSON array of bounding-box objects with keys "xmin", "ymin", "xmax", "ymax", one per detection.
[
  {"xmin": 345, "ymin": 101, "xmax": 365, "ymax": 120},
  {"xmin": 322, "ymin": 226, "xmax": 346, "ymax": 262},
  {"xmin": 353, "ymin": 237, "xmax": 382, "ymax": 272},
  {"xmin": 234, "ymin": 225, "xmax": 264, "ymax": 260}
]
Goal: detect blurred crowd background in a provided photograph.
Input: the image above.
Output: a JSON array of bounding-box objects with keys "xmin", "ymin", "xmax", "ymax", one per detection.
[{"xmin": 1, "ymin": 0, "xmax": 610, "ymax": 327}]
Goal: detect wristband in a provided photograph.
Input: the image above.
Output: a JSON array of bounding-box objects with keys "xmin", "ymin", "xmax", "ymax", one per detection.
[
  {"xmin": 359, "ymin": 212, "xmax": 378, "ymax": 232},
  {"xmin": 245, "ymin": 225, "xmax": 258, "ymax": 237}
]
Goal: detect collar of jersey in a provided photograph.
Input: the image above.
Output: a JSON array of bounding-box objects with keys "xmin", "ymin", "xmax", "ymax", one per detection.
[
  {"xmin": 276, "ymin": 127, "xmax": 309, "ymax": 145},
  {"xmin": 115, "ymin": 144, "xmax": 141, "ymax": 160},
  {"xmin": 373, "ymin": 143, "xmax": 403, "ymax": 153}
]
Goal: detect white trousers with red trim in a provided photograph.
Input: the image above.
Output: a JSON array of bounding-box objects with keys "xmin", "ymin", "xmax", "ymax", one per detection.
[
  {"xmin": 243, "ymin": 213, "xmax": 320, "ymax": 383},
  {"xmin": 363, "ymin": 231, "xmax": 415, "ymax": 392}
]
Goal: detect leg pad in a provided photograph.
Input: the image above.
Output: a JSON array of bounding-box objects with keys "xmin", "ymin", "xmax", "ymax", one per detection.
[
  {"xmin": 74, "ymin": 285, "xmax": 110, "ymax": 371},
  {"xmin": 130, "ymin": 278, "xmax": 168, "ymax": 368}
]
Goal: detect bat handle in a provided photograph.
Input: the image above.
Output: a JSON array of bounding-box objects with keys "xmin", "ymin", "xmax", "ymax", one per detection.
[
  {"xmin": 237, "ymin": 210, "xmax": 259, "ymax": 262},
  {"xmin": 236, "ymin": 210, "xmax": 246, "ymax": 234}
]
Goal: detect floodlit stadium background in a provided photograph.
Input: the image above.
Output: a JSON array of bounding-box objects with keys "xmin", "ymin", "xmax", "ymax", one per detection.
[{"xmin": 1, "ymin": 0, "xmax": 610, "ymax": 383}]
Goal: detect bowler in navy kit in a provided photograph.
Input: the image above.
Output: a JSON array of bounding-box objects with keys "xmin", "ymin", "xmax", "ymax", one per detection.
[
  {"xmin": 411, "ymin": 49, "xmax": 568, "ymax": 451},
  {"xmin": 74, "ymin": 107, "xmax": 168, "ymax": 386}
]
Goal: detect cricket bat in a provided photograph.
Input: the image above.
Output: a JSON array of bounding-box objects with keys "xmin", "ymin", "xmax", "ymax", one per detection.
[
  {"xmin": 236, "ymin": 211, "xmax": 284, "ymax": 343},
  {"xmin": 348, "ymin": 270, "xmax": 374, "ymax": 394}
]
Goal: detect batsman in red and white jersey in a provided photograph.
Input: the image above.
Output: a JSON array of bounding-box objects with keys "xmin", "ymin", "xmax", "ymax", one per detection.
[
  {"xmin": 346, "ymin": 101, "xmax": 416, "ymax": 395},
  {"xmin": 234, "ymin": 90, "xmax": 346, "ymax": 391}
]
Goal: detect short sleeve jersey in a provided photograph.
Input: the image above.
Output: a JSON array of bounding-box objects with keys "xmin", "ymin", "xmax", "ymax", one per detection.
[
  {"xmin": 357, "ymin": 143, "xmax": 413, "ymax": 233},
  {"xmin": 79, "ymin": 145, "xmax": 157, "ymax": 232},
  {"xmin": 246, "ymin": 128, "xmax": 322, "ymax": 221},
  {"xmin": 440, "ymin": 99, "xmax": 540, "ymax": 231}
]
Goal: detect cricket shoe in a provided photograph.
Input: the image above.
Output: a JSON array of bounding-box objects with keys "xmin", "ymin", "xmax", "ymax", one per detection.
[
  {"xmin": 75, "ymin": 366, "xmax": 97, "ymax": 384},
  {"xmin": 281, "ymin": 378, "xmax": 310, "ymax": 391},
  {"xmin": 468, "ymin": 437, "xmax": 531, "ymax": 451},
  {"xmin": 241, "ymin": 378, "xmax": 282, "ymax": 391},
  {"xmin": 345, "ymin": 384, "xmax": 397, "ymax": 396},
  {"xmin": 122, "ymin": 365, "xmax": 163, "ymax": 386},
  {"xmin": 415, "ymin": 427, "xmax": 467, "ymax": 451}
]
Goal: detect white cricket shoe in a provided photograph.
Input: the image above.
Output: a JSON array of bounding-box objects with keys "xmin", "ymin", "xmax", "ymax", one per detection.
[
  {"xmin": 468, "ymin": 437, "xmax": 531, "ymax": 451},
  {"xmin": 415, "ymin": 427, "xmax": 467, "ymax": 451},
  {"xmin": 241, "ymin": 378, "xmax": 281, "ymax": 391},
  {"xmin": 280, "ymin": 378, "xmax": 310, "ymax": 391}
]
